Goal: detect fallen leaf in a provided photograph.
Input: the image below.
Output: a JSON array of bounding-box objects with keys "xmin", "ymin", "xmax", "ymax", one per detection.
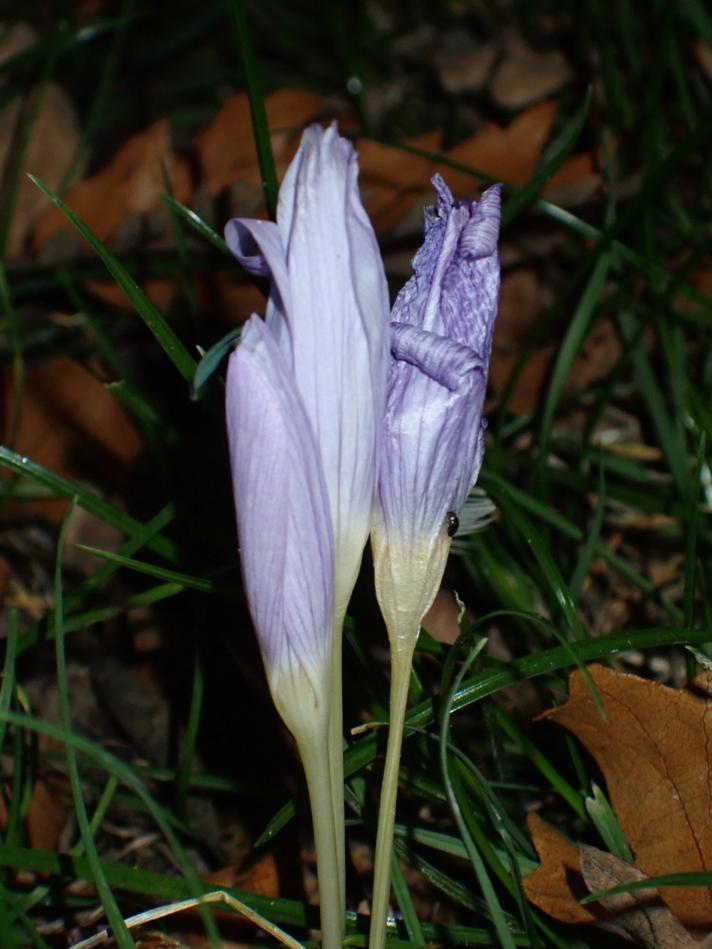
[
  {"xmin": 433, "ymin": 32, "xmax": 497, "ymax": 93},
  {"xmin": 445, "ymin": 100, "xmax": 558, "ymax": 192},
  {"xmin": 491, "ymin": 37, "xmax": 572, "ymax": 109},
  {"xmin": 32, "ymin": 120, "xmax": 190, "ymax": 257},
  {"xmin": 524, "ymin": 812, "xmax": 595, "ymax": 924},
  {"xmin": 422, "ymin": 588, "xmax": 461, "ymax": 645},
  {"xmin": 0, "ymin": 23, "xmax": 82, "ymax": 258},
  {"xmin": 358, "ymin": 130, "xmax": 441, "ymax": 232},
  {"xmin": 196, "ymin": 89, "xmax": 326, "ymax": 197},
  {"xmin": 204, "ymin": 851, "xmax": 280, "ymax": 898},
  {"xmin": 580, "ymin": 844, "xmax": 702, "ymax": 948},
  {"xmin": 26, "ymin": 778, "xmax": 70, "ymax": 852},
  {"xmin": 0, "ymin": 356, "xmax": 142, "ymax": 522},
  {"xmin": 526, "ymin": 814, "xmax": 706, "ymax": 947},
  {"xmin": 541, "ymin": 665, "xmax": 712, "ymax": 927}
]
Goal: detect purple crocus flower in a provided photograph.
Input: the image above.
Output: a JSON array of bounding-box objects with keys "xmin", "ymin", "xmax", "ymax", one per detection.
[
  {"xmin": 225, "ymin": 315, "xmax": 335, "ymax": 733},
  {"xmin": 224, "ymin": 125, "xmax": 389, "ymax": 946},
  {"xmin": 226, "ymin": 124, "xmax": 389, "ymax": 628},
  {"xmin": 369, "ymin": 176, "xmax": 501, "ymax": 949},
  {"xmin": 372, "ymin": 176, "xmax": 502, "ymax": 648}
]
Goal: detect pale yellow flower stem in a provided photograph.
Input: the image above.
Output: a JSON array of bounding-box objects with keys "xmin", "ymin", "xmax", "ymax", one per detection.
[
  {"xmin": 328, "ymin": 611, "xmax": 346, "ymax": 928},
  {"xmin": 298, "ymin": 728, "xmax": 344, "ymax": 949},
  {"xmin": 368, "ymin": 637, "xmax": 417, "ymax": 949}
]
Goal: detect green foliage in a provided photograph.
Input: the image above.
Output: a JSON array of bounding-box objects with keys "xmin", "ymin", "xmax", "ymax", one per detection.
[{"xmin": 0, "ymin": 1, "xmax": 710, "ymax": 946}]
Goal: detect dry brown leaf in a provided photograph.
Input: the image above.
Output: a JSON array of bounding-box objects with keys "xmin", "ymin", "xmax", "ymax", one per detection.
[
  {"xmin": 491, "ymin": 37, "xmax": 572, "ymax": 109},
  {"xmin": 541, "ymin": 664, "xmax": 712, "ymax": 927},
  {"xmin": 26, "ymin": 778, "xmax": 70, "ymax": 852},
  {"xmin": 526, "ymin": 814, "xmax": 706, "ymax": 947},
  {"xmin": 433, "ymin": 33, "xmax": 497, "ymax": 93},
  {"xmin": 196, "ymin": 89, "xmax": 326, "ymax": 196},
  {"xmin": 32, "ymin": 120, "xmax": 190, "ymax": 256},
  {"xmin": 525, "ymin": 812, "xmax": 596, "ymax": 924},
  {"xmin": 422, "ymin": 588, "xmax": 461, "ymax": 645},
  {"xmin": 204, "ymin": 852, "xmax": 280, "ymax": 898},
  {"xmin": 694, "ymin": 40, "xmax": 712, "ymax": 83},
  {"xmin": 445, "ymin": 100, "xmax": 558, "ymax": 192},
  {"xmin": 358, "ymin": 130, "xmax": 441, "ymax": 232},
  {"xmin": 579, "ymin": 844, "xmax": 702, "ymax": 949},
  {"xmin": 0, "ymin": 356, "xmax": 142, "ymax": 522},
  {"xmin": 0, "ymin": 23, "xmax": 82, "ymax": 258}
]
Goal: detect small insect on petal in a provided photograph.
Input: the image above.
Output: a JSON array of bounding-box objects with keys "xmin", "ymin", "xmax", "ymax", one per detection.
[{"xmin": 446, "ymin": 511, "xmax": 460, "ymax": 537}]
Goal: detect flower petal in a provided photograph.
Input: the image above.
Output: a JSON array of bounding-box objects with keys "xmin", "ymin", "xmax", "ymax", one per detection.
[
  {"xmin": 373, "ymin": 179, "xmax": 501, "ymax": 644},
  {"xmin": 228, "ymin": 124, "xmax": 390, "ymax": 617},
  {"xmin": 226, "ymin": 315, "xmax": 334, "ymax": 728},
  {"xmin": 277, "ymin": 124, "xmax": 390, "ymax": 612},
  {"xmin": 392, "ymin": 179, "xmax": 501, "ymax": 354}
]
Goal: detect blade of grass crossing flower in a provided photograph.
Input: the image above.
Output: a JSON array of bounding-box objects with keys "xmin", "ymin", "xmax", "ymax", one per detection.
[
  {"xmin": 193, "ymin": 327, "xmax": 242, "ymax": 395},
  {"xmin": 0, "ymin": 446, "xmax": 177, "ymax": 562},
  {"xmin": 226, "ymin": 0, "xmax": 278, "ymax": 219},
  {"xmin": 53, "ymin": 501, "xmax": 133, "ymax": 948},
  {"xmin": 159, "ymin": 194, "xmax": 231, "ymax": 254},
  {"xmin": 28, "ymin": 175, "xmax": 197, "ymax": 383}
]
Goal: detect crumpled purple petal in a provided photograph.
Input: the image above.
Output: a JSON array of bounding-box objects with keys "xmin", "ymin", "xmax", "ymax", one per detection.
[
  {"xmin": 372, "ymin": 179, "xmax": 501, "ymax": 639},
  {"xmin": 226, "ymin": 315, "xmax": 334, "ymax": 714},
  {"xmin": 225, "ymin": 123, "xmax": 389, "ymax": 616}
]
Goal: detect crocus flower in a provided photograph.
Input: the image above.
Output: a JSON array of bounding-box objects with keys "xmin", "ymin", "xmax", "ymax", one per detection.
[
  {"xmin": 224, "ymin": 123, "xmax": 389, "ymax": 948},
  {"xmin": 226, "ymin": 123, "xmax": 389, "ymax": 626},
  {"xmin": 369, "ymin": 176, "xmax": 501, "ymax": 949},
  {"xmin": 372, "ymin": 176, "xmax": 501, "ymax": 651}
]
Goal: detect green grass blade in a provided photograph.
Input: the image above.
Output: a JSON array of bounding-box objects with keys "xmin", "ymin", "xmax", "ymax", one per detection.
[
  {"xmin": 502, "ymin": 89, "xmax": 591, "ymax": 227},
  {"xmin": 159, "ymin": 193, "xmax": 231, "ymax": 254},
  {"xmin": 0, "ymin": 445, "xmax": 177, "ymax": 561},
  {"xmin": 76, "ymin": 545, "xmax": 214, "ymax": 592},
  {"xmin": 226, "ymin": 0, "xmax": 279, "ymax": 218},
  {"xmin": 538, "ymin": 251, "xmax": 612, "ymax": 459},
  {"xmin": 53, "ymin": 501, "xmax": 133, "ymax": 948},
  {"xmin": 193, "ymin": 327, "xmax": 242, "ymax": 395},
  {"xmin": 28, "ymin": 175, "xmax": 197, "ymax": 382}
]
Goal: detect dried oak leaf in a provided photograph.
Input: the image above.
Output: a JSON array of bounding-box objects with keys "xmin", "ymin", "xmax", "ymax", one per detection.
[
  {"xmin": 32, "ymin": 119, "xmax": 191, "ymax": 257},
  {"xmin": 525, "ymin": 813, "xmax": 708, "ymax": 948},
  {"xmin": 196, "ymin": 89, "xmax": 326, "ymax": 196},
  {"xmin": 540, "ymin": 664, "xmax": 712, "ymax": 928},
  {"xmin": 0, "ymin": 356, "xmax": 142, "ymax": 522}
]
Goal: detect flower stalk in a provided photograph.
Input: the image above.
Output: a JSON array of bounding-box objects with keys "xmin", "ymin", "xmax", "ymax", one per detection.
[{"xmin": 368, "ymin": 179, "xmax": 502, "ymax": 949}]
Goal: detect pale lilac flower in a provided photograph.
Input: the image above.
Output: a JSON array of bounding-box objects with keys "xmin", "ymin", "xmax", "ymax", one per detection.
[
  {"xmin": 226, "ymin": 124, "xmax": 389, "ymax": 626},
  {"xmin": 225, "ymin": 316, "xmax": 334, "ymax": 735},
  {"xmin": 372, "ymin": 177, "xmax": 501, "ymax": 647}
]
